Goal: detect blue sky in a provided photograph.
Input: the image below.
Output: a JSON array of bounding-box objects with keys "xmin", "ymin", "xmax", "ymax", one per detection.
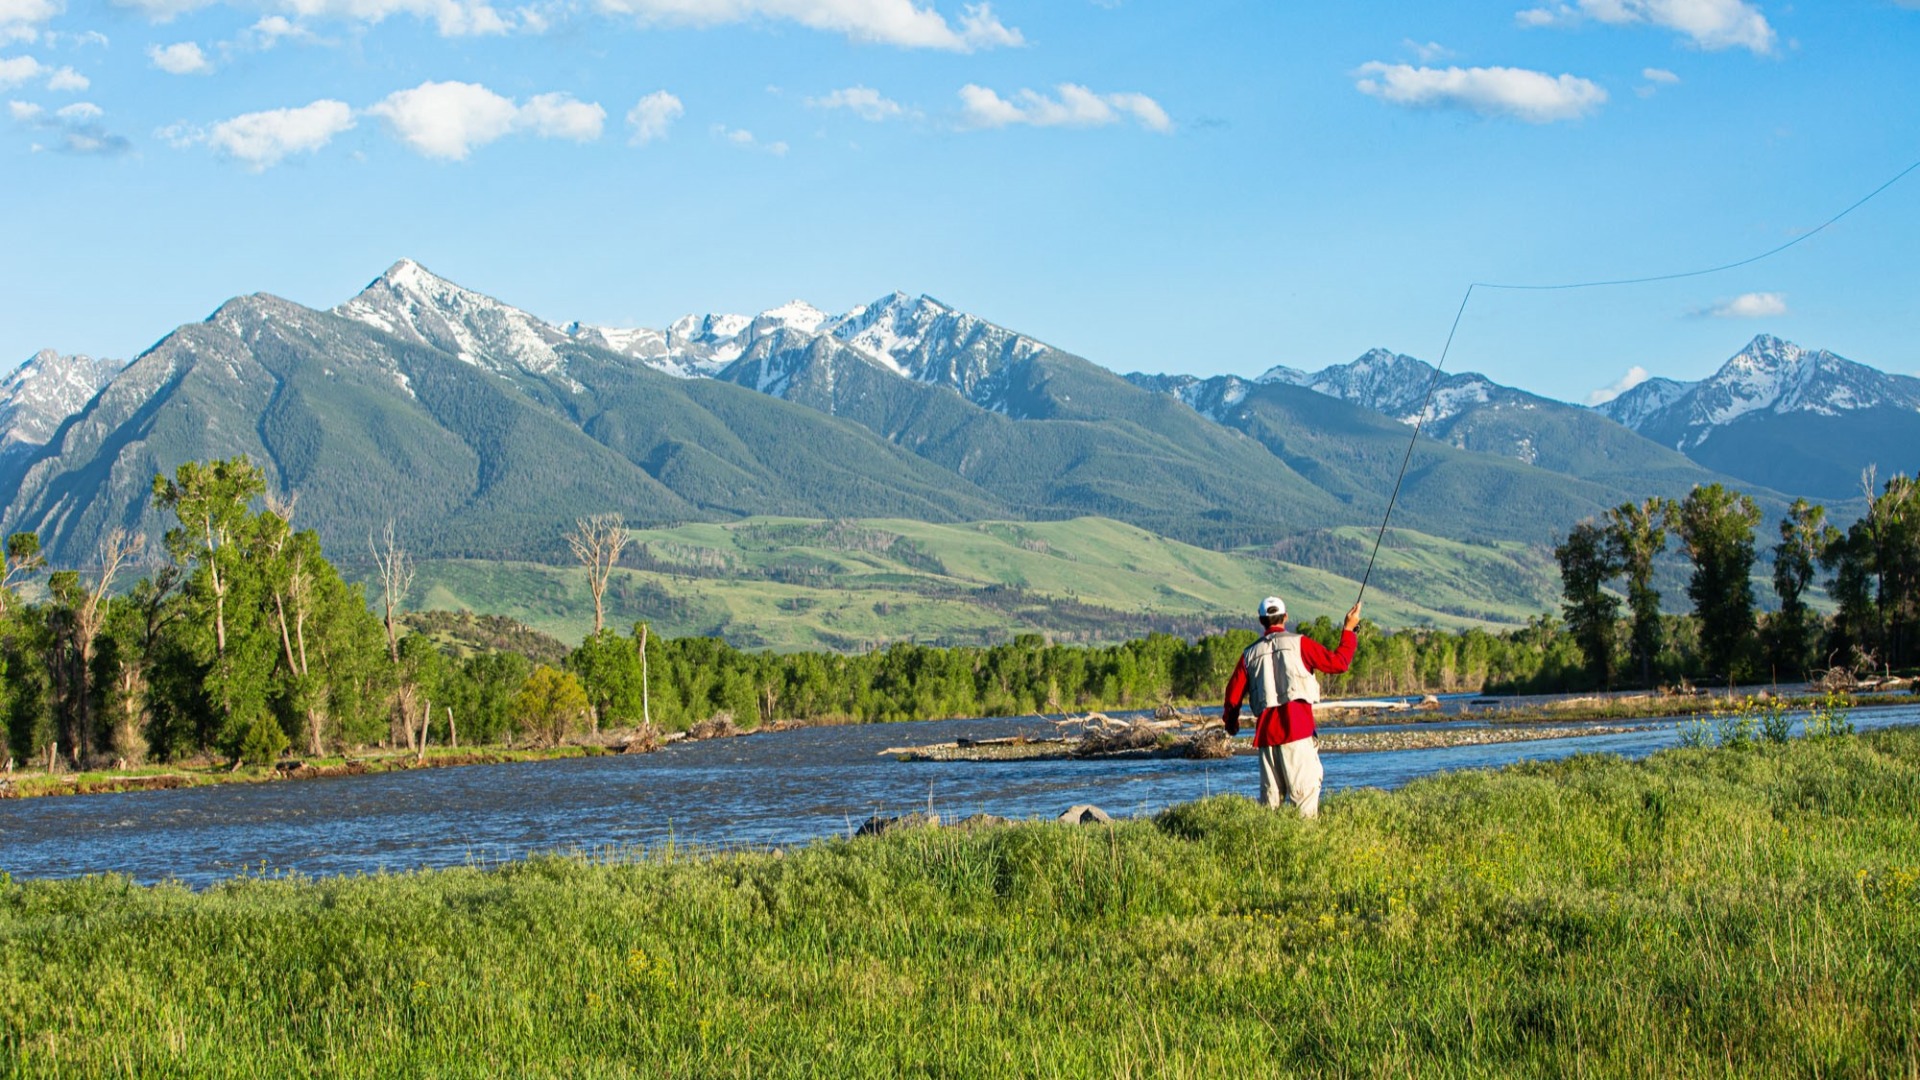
[{"xmin": 4, "ymin": 0, "xmax": 1919, "ymax": 404}]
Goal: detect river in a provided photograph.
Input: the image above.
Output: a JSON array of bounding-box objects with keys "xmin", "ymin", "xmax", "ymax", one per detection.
[{"xmin": 4, "ymin": 703, "xmax": 1917, "ymax": 886}]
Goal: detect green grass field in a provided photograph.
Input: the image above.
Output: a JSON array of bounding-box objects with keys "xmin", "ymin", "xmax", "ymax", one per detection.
[
  {"xmin": 399, "ymin": 516, "xmax": 1558, "ymax": 648},
  {"xmin": 3, "ymin": 728, "xmax": 1915, "ymax": 1077}
]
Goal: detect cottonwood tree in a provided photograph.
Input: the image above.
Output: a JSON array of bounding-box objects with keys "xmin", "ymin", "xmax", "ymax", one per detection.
[
  {"xmin": 154, "ymin": 459, "xmax": 263, "ymax": 666},
  {"xmin": 1605, "ymin": 497, "xmax": 1673, "ymax": 688},
  {"xmin": 46, "ymin": 528, "xmax": 143, "ymax": 764},
  {"xmin": 568, "ymin": 628, "xmax": 644, "ymax": 735},
  {"xmin": 95, "ymin": 569, "xmax": 182, "ymax": 767},
  {"xmin": 1772, "ymin": 499, "xmax": 1838, "ymax": 678},
  {"xmin": 154, "ymin": 458, "xmax": 282, "ymax": 758},
  {"xmin": 1555, "ymin": 521, "xmax": 1621, "ymax": 688},
  {"xmin": 566, "ymin": 514, "xmax": 628, "ymax": 635},
  {"xmin": 1826, "ymin": 471, "xmax": 1920, "ymax": 671},
  {"xmin": 1674, "ymin": 483, "xmax": 1762, "ymax": 681},
  {"xmin": 513, "ymin": 664, "xmax": 589, "ymax": 746}
]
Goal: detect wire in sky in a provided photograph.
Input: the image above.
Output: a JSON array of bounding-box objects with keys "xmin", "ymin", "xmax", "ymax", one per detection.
[{"xmin": 1354, "ymin": 152, "xmax": 1920, "ymax": 601}]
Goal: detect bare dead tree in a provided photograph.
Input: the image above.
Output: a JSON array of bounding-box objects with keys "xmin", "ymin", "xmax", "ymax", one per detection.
[
  {"xmin": 369, "ymin": 521, "xmax": 414, "ymax": 665},
  {"xmin": 70, "ymin": 529, "xmax": 143, "ymax": 762},
  {"xmin": 566, "ymin": 513, "xmax": 629, "ymax": 635},
  {"xmin": 416, "ymin": 698, "xmax": 432, "ymax": 763}
]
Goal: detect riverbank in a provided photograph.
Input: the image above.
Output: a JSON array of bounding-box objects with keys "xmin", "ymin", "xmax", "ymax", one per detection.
[
  {"xmin": 0, "ymin": 744, "xmax": 605, "ymax": 800},
  {"xmin": 1, "ymin": 727, "xmax": 1915, "ymax": 1076}
]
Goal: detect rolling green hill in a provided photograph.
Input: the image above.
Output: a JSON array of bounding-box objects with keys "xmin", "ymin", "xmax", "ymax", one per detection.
[{"xmin": 389, "ymin": 516, "xmax": 1560, "ymax": 649}]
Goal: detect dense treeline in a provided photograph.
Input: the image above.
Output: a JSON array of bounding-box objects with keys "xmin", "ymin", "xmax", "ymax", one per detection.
[
  {"xmin": 7, "ymin": 459, "xmax": 1911, "ymax": 770},
  {"xmin": 1552, "ymin": 475, "xmax": 1920, "ymax": 689}
]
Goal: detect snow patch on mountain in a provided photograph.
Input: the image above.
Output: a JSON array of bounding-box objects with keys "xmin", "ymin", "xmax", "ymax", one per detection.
[
  {"xmin": 0, "ymin": 349, "xmax": 125, "ymax": 455},
  {"xmin": 336, "ymin": 259, "xmax": 571, "ymax": 379}
]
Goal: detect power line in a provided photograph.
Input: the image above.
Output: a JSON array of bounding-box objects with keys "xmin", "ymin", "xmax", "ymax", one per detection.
[{"xmin": 1355, "ymin": 152, "xmax": 1920, "ymax": 601}]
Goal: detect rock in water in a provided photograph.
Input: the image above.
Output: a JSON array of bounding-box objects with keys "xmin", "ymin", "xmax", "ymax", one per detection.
[
  {"xmin": 1058, "ymin": 804, "xmax": 1112, "ymax": 825},
  {"xmin": 854, "ymin": 812, "xmax": 939, "ymax": 838}
]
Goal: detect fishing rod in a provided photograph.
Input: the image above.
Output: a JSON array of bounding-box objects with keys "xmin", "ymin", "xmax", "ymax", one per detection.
[{"xmin": 1353, "ymin": 152, "xmax": 1920, "ymax": 604}]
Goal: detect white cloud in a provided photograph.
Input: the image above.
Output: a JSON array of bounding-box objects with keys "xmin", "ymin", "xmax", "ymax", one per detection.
[
  {"xmin": 0, "ymin": 53, "xmax": 84, "ymax": 91},
  {"xmin": 1403, "ymin": 39, "xmax": 1454, "ymax": 62},
  {"xmin": 1515, "ymin": 0, "xmax": 1775, "ymax": 54},
  {"xmin": 1636, "ymin": 66, "xmax": 1680, "ymax": 97},
  {"xmin": 0, "ymin": 0, "xmax": 60, "ymax": 40},
  {"xmin": 280, "ymin": 0, "xmax": 513, "ymax": 35},
  {"xmin": 595, "ymin": 0, "xmax": 1022, "ymax": 51},
  {"xmin": 626, "ymin": 89, "xmax": 682, "ymax": 143},
  {"xmin": 0, "ymin": 54, "xmax": 44, "ymax": 87},
  {"xmin": 712, "ymin": 122, "xmax": 787, "ymax": 154},
  {"xmin": 11, "ymin": 92, "xmax": 127, "ymax": 154},
  {"xmin": 113, "ymin": 0, "xmax": 514, "ymax": 36},
  {"xmin": 111, "ymin": 0, "xmax": 217, "ymax": 19},
  {"xmin": 189, "ymin": 98, "xmax": 354, "ymax": 169},
  {"xmin": 246, "ymin": 14, "xmax": 313, "ymax": 44},
  {"xmin": 148, "ymin": 40, "xmax": 213, "ymax": 73},
  {"xmin": 368, "ymin": 80, "xmax": 518, "ymax": 158},
  {"xmin": 1353, "ymin": 62, "xmax": 1606, "ymax": 123},
  {"xmin": 806, "ymin": 84, "xmax": 905, "ymax": 121},
  {"xmin": 368, "ymin": 80, "xmax": 607, "ymax": 159},
  {"xmin": 958, "ymin": 83, "xmax": 1173, "ymax": 132},
  {"xmin": 1586, "ymin": 365, "xmax": 1650, "ymax": 405},
  {"xmin": 1703, "ymin": 291, "xmax": 1787, "ymax": 318},
  {"xmin": 517, "ymin": 92, "xmax": 605, "ymax": 141}
]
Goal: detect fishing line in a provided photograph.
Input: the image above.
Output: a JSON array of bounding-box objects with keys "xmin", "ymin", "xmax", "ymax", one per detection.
[{"xmin": 1353, "ymin": 152, "xmax": 1920, "ymax": 603}]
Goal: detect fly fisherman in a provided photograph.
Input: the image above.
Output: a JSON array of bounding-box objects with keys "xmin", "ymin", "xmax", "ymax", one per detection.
[{"xmin": 1221, "ymin": 596, "xmax": 1362, "ymax": 817}]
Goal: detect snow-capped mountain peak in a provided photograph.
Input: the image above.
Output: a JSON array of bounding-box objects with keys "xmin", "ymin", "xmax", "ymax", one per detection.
[
  {"xmin": 1254, "ymin": 363, "xmax": 1309, "ymax": 384},
  {"xmin": 1275, "ymin": 348, "xmax": 1462, "ymax": 422},
  {"xmin": 1598, "ymin": 334, "xmax": 1920, "ymax": 449},
  {"xmin": 819, "ymin": 291, "xmax": 1053, "ymax": 409},
  {"xmin": 667, "ymin": 312, "xmax": 751, "ymax": 347},
  {"xmin": 754, "ymin": 300, "xmax": 829, "ymax": 336},
  {"xmin": 0, "ymin": 349, "xmax": 126, "ymax": 456},
  {"xmin": 335, "ymin": 259, "xmax": 570, "ymax": 378},
  {"xmin": 1593, "ymin": 376, "xmax": 1691, "ymax": 429}
]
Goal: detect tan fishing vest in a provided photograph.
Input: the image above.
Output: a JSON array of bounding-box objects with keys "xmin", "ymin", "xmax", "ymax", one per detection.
[{"xmin": 1243, "ymin": 632, "xmax": 1320, "ymax": 710}]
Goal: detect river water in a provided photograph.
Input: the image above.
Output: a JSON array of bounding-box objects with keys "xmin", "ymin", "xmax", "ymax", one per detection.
[{"xmin": 4, "ymin": 704, "xmax": 1917, "ymax": 887}]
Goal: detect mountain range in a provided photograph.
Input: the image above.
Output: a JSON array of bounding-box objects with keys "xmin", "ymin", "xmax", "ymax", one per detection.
[{"xmin": 2, "ymin": 260, "xmax": 1910, "ymax": 570}]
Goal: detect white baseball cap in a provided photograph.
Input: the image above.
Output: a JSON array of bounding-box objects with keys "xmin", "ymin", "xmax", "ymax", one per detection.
[{"xmin": 1258, "ymin": 596, "xmax": 1286, "ymax": 619}]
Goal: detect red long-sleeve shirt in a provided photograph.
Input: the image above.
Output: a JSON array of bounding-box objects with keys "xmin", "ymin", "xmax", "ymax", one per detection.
[{"xmin": 1221, "ymin": 627, "xmax": 1357, "ymax": 747}]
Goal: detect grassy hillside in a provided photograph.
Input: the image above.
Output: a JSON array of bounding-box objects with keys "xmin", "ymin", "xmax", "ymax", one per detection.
[
  {"xmin": 393, "ymin": 516, "xmax": 1558, "ymax": 648},
  {"xmin": 4, "ymin": 729, "xmax": 1915, "ymax": 1076}
]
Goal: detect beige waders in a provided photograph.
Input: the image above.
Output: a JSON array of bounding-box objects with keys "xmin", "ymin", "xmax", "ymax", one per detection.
[{"xmin": 1258, "ymin": 738, "xmax": 1323, "ymax": 818}]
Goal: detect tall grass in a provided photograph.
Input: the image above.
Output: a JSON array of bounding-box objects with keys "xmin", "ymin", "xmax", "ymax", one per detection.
[{"xmin": 3, "ymin": 730, "xmax": 1918, "ymax": 1077}]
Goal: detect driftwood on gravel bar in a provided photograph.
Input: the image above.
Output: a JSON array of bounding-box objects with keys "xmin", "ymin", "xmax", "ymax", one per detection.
[{"xmin": 1072, "ymin": 720, "xmax": 1165, "ymax": 757}]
